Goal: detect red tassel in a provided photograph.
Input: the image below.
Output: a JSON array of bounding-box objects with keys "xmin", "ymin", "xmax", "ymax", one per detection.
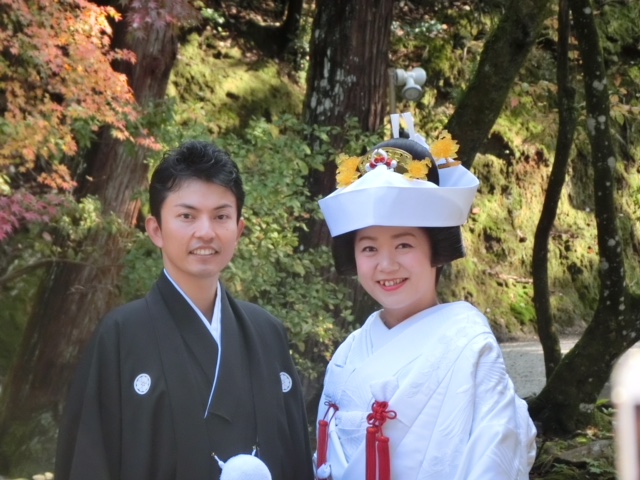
[
  {"xmin": 365, "ymin": 401, "xmax": 397, "ymax": 480},
  {"xmin": 317, "ymin": 419, "xmax": 329, "ymax": 468},
  {"xmin": 376, "ymin": 435, "xmax": 391, "ymax": 480},
  {"xmin": 316, "ymin": 402, "xmax": 338, "ymax": 479},
  {"xmin": 366, "ymin": 426, "xmax": 378, "ymax": 480}
]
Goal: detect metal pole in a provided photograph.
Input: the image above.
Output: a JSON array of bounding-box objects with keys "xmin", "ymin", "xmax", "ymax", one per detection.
[{"xmin": 387, "ymin": 68, "xmax": 397, "ymax": 115}]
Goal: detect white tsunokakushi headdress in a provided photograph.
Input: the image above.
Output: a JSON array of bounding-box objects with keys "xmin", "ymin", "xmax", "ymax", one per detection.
[
  {"xmin": 318, "ymin": 112, "xmax": 480, "ymax": 276},
  {"xmin": 319, "ymin": 112, "xmax": 479, "ymax": 237}
]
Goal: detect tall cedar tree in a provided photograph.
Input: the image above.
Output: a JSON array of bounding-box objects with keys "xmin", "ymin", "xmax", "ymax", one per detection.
[
  {"xmin": 301, "ymin": 0, "xmax": 395, "ymax": 413},
  {"xmin": 0, "ymin": 1, "xmax": 190, "ymax": 474}
]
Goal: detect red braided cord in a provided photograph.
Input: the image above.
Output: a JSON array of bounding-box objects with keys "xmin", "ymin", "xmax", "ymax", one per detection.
[
  {"xmin": 365, "ymin": 401, "xmax": 396, "ymax": 480},
  {"xmin": 376, "ymin": 436, "xmax": 391, "ymax": 480},
  {"xmin": 366, "ymin": 426, "xmax": 378, "ymax": 480}
]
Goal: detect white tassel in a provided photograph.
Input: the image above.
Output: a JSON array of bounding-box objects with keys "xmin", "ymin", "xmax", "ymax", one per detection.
[
  {"xmin": 390, "ymin": 113, "xmax": 401, "ymax": 139},
  {"xmin": 396, "ymin": 112, "xmax": 431, "ymax": 149},
  {"xmin": 316, "ymin": 463, "xmax": 332, "ymax": 479},
  {"xmin": 219, "ymin": 454, "xmax": 272, "ymax": 480}
]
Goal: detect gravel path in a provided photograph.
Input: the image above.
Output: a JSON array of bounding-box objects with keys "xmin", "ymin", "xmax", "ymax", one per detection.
[{"xmin": 500, "ymin": 336, "xmax": 600, "ymax": 399}]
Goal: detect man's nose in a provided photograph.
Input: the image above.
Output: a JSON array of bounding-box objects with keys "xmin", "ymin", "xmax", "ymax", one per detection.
[{"xmin": 195, "ymin": 217, "xmax": 216, "ymax": 239}]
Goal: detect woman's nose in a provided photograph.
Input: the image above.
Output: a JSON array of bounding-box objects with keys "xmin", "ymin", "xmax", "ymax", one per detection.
[{"xmin": 378, "ymin": 251, "xmax": 399, "ymax": 271}]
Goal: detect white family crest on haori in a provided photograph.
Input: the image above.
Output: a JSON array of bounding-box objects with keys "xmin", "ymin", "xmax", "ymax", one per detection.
[
  {"xmin": 133, "ymin": 373, "xmax": 151, "ymax": 395},
  {"xmin": 280, "ymin": 371, "xmax": 292, "ymax": 392}
]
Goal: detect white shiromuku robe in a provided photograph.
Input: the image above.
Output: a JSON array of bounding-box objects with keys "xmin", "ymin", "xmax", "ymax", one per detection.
[{"xmin": 317, "ymin": 301, "xmax": 537, "ymax": 480}]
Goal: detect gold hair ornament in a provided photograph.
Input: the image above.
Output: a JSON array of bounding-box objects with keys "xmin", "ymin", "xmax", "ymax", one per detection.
[{"xmin": 335, "ymin": 131, "xmax": 460, "ymax": 188}]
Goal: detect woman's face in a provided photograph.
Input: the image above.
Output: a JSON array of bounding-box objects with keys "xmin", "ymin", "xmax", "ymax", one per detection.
[{"xmin": 354, "ymin": 225, "xmax": 438, "ymax": 328}]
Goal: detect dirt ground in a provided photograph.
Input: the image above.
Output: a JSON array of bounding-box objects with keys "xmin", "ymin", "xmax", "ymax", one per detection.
[{"xmin": 500, "ymin": 336, "xmax": 604, "ymax": 399}]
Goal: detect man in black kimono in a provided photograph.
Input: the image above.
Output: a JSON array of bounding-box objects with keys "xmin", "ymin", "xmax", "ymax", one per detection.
[{"xmin": 55, "ymin": 141, "xmax": 314, "ymax": 480}]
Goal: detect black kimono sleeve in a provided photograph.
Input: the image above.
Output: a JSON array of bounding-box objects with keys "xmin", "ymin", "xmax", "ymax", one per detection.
[
  {"xmin": 55, "ymin": 299, "xmax": 180, "ymax": 480},
  {"xmin": 55, "ymin": 312, "xmax": 125, "ymax": 480}
]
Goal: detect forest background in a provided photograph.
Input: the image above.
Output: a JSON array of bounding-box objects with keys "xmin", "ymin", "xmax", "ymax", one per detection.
[{"xmin": 0, "ymin": 0, "xmax": 639, "ymax": 478}]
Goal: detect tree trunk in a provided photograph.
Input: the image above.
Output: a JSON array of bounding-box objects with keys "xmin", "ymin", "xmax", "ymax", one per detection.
[
  {"xmin": 300, "ymin": 0, "xmax": 394, "ymax": 417},
  {"xmin": 0, "ymin": 7, "xmax": 179, "ymax": 475},
  {"xmin": 304, "ymin": 0, "xmax": 393, "ymax": 207},
  {"xmin": 302, "ymin": 0, "xmax": 393, "ymax": 255},
  {"xmin": 242, "ymin": 0, "xmax": 305, "ymax": 58},
  {"xmin": 445, "ymin": 0, "xmax": 554, "ymax": 168},
  {"xmin": 301, "ymin": 0, "xmax": 394, "ymax": 292},
  {"xmin": 528, "ymin": 0, "xmax": 640, "ymax": 435},
  {"xmin": 532, "ymin": 0, "xmax": 576, "ymax": 380},
  {"xmin": 278, "ymin": 0, "xmax": 304, "ymax": 53}
]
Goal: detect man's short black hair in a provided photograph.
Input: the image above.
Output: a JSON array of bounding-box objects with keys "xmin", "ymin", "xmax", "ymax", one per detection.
[{"xmin": 149, "ymin": 140, "xmax": 245, "ymax": 224}]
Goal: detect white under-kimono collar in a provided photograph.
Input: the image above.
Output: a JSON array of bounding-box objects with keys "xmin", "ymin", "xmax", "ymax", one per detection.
[
  {"xmin": 369, "ymin": 309, "xmax": 430, "ymax": 353},
  {"xmin": 163, "ymin": 269, "xmax": 222, "ymax": 343}
]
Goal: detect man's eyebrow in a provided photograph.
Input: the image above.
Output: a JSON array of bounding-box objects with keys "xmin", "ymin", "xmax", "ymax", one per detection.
[{"xmin": 172, "ymin": 202, "xmax": 234, "ymax": 210}]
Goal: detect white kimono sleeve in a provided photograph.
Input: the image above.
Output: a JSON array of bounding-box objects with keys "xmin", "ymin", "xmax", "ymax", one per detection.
[{"xmin": 451, "ymin": 334, "xmax": 537, "ymax": 480}]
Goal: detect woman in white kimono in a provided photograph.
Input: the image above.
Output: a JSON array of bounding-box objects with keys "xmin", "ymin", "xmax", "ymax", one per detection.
[{"xmin": 315, "ymin": 113, "xmax": 537, "ymax": 480}]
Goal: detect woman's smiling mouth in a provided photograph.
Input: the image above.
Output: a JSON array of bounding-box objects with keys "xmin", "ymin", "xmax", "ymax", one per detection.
[{"xmin": 378, "ymin": 278, "xmax": 407, "ymax": 288}]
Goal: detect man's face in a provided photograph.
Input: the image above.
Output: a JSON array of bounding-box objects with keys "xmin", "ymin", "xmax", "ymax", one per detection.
[{"xmin": 146, "ymin": 178, "xmax": 245, "ymax": 290}]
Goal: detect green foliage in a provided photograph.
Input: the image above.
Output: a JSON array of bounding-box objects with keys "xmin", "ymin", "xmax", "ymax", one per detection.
[
  {"xmin": 596, "ymin": 1, "xmax": 640, "ymax": 61},
  {"xmin": 215, "ymin": 116, "xmax": 357, "ymax": 378},
  {"xmin": 0, "ymin": 253, "xmax": 42, "ymax": 378},
  {"xmin": 508, "ymin": 284, "xmax": 536, "ymax": 326},
  {"xmin": 121, "ymin": 231, "xmax": 163, "ymax": 302},
  {"xmin": 166, "ymin": 31, "xmax": 305, "ymax": 137},
  {"xmin": 390, "ymin": 3, "xmax": 495, "ymax": 101},
  {"xmin": 199, "ymin": 8, "xmax": 225, "ymax": 26},
  {"xmin": 531, "ymin": 402, "xmax": 616, "ymax": 479},
  {"xmin": 0, "ymin": 409, "xmax": 58, "ymax": 477},
  {"xmin": 0, "ymin": 193, "xmax": 144, "ymax": 381}
]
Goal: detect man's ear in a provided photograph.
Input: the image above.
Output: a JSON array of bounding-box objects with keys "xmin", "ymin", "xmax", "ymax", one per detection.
[
  {"xmin": 145, "ymin": 216, "xmax": 163, "ymax": 249},
  {"xmin": 236, "ymin": 217, "xmax": 246, "ymax": 243}
]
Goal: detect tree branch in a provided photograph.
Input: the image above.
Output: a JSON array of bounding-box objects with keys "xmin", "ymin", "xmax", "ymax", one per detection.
[
  {"xmin": 446, "ymin": 0, "xmax": 554, "ymax": 168},
  {"xmin": 0, "ymin": 259, "xmax": 98, "ymax": 288}
]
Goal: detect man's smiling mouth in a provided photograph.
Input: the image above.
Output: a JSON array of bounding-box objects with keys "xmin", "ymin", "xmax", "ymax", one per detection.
[{"xmin": 191, "ymin": 248, "xmax": 217, "ymax": 256}]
